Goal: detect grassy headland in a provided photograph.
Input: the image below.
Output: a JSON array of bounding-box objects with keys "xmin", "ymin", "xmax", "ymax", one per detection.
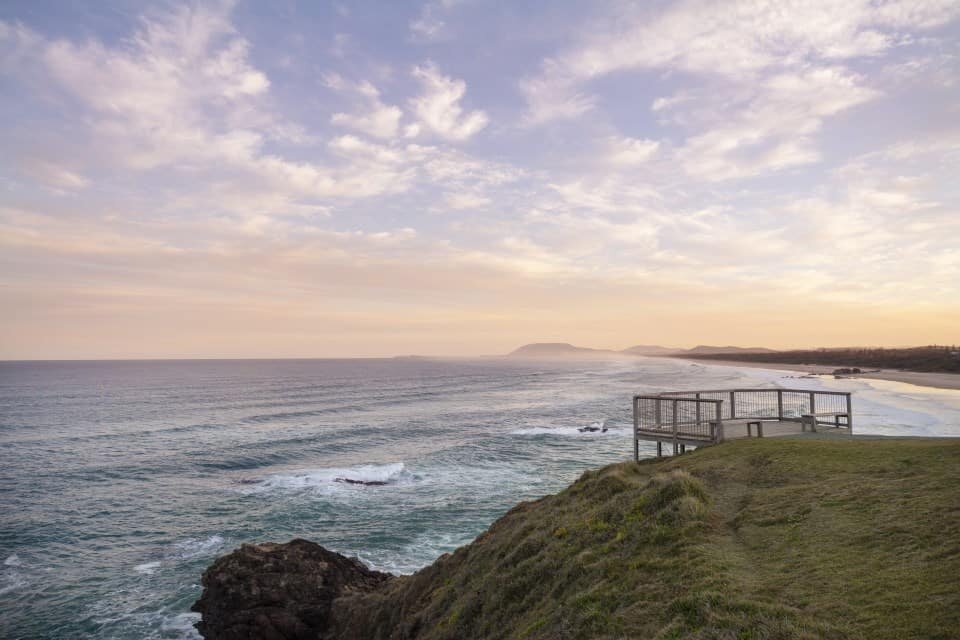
[{"xmin": 333, "ymin": 438, "xmax": 960, "ymax": 639}]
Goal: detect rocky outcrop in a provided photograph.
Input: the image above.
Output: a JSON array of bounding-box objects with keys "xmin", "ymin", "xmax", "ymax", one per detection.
[{"xmin": 192, "ymin": 539, "xmax": 391, "ymax": 640}]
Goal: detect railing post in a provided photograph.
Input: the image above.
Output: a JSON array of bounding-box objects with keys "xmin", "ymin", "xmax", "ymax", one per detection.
[
  {"xmin": 846, "ymin": 393, "xmax": 853, "ymax": 434},
  {"xmin": 809, "ymin": 391, "xmax": 816, "ymax": 415},
  {"xmin": 715, "ymin": 400, "xmax": 725, "ymax": 442},
  {"xmin": 729, "ymin": 391, "xmax": 736, "ymax": 419},
  {"xmin": 633, "ymin": 396, "xmax": 639, "ymax": 462},
  {"xmin": 672, "ymin": 399, "xmax": 679, "ymax": 455},
  {"xmin": 695, "ymin": 392, "xmax": 701, "ymax": 429},
  {"xmin": 777, "ymin": 389, "xmax": 784, "ymax": 421}
]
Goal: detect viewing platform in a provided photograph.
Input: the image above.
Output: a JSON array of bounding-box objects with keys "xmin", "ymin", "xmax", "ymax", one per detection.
[{"xmin": 633, "ymin": 388, "xmax": 852, "ymax": 459}]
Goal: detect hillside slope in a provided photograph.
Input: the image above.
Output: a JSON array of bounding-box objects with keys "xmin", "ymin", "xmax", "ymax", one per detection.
[
  {"xmin": 336, "ymin": 438, "xmax": 960, "ymax": 640},
  {"xmin": 196, "ymin": 438, "xmax": 960, "ymax": 639}
]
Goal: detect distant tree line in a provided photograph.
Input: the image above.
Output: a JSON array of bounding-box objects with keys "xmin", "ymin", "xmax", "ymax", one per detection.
[{"xmin": 680, "ymin": 345, "xmax": 960, "ymax": 373}]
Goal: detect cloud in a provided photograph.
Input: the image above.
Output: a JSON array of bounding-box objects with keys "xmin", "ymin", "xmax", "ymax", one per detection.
[
  {"xmin": 519, "ymin": 61, "xmax": 595, "ymax": 126},
  {"xmin": 606, "ymin": 137, "xmax": 660, "ymax": 165},
  {"xmin": 3, "ymin": 4, "xmax": 509, "ymax": 206},
  {"xmin": 445, "ymin": 192, "xmax": 490, "ymax": 210},
  {"xmin": 327, "ymin": 76, "xmax": 403, "ymax": 139},
  {"xmin": 22, "ymin": 160, "xmax": 89, "ymax": 190},
  {"xmin": 409, "ymin": 0, "xmax": 463, "ymax": 42},
  {"xmin": 410, "ymin": 10, "xmax": 445, "ymax": 41},
  {"xmin": 38, "ymin": 2, "xmax": 272, "ymax": 169},
  {"xmin": 522, "ymin": 0, "xmax": 960, "ymax": 124},
  {"xmin": 672, "ymin": 67, "xmax": 879, "ymax": 180},
  {"xmin": 410, "ymin": 62, "xmax": 488, "ymax": 141}
]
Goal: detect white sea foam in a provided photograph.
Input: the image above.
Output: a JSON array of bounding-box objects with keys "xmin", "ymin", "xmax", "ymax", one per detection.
[
  {"xmin": 160, "ymin": 612, "xmax": 202, "ymax": 639},
  {"xmin": 511, "ymin": 421, "xmax": 629, "ymax": 437},
  {"xmin": 134, "ymin": 561, "xmax": 161, "ymax": 575},
  {"xmin": 352, "ymin": 530, "xmax": 477, "ymax": 575},
  {"xmin": 173, "ymin": 535, "xmax": 225, "ymax": 560},
  {"xmin": 0, "ymin": 569, "xmax": 26, "ymax": 596},
  {"xmin": 87, "ymin": 604, "xmax": 202, "ymax": 640},
  {"xmin": 0, "ymin": 554, "xmax": 27, "ymax": 596},
  {"xmin": 247, "ymin": 462, "xmax": 412, "ymax": 494}
]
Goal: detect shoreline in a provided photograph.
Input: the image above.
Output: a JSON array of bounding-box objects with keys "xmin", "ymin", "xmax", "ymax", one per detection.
[{"xmin": 679, "ymin": 357, "xmax": 960, "ymax": 391}]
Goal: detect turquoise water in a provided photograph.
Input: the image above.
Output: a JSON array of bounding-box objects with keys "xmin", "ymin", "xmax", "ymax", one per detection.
[{"xmin": 1, "ymin": 357, "xmax": 959, "ymax": 639}]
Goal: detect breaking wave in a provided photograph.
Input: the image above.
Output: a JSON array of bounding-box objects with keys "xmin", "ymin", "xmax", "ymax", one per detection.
[
  {"xmin": 510, "ymin": 421, "xmax": 628, "ymax": 437},
  {"xmin": 244, "ymin": 462, "xmax": 413, "ymax": 494}
]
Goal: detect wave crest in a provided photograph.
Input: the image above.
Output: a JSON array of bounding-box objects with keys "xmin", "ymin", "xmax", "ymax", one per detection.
[
  {"xmin": 245, "ymin": 462, "xmax": 412, "ymax": 494},
  {"xmin": 510, "ymin": 421, "xmax": 628, "ymax": 437}
]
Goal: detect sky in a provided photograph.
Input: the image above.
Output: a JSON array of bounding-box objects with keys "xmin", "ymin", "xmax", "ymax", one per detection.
[{"xmin": 1, "ymin": 0, "xmax": 959, "ymax": 359}]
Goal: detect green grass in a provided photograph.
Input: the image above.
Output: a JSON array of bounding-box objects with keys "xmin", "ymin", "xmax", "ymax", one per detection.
[{"xmin": 332, "ymin": 438, "xmax": 960, "ymax": 639}]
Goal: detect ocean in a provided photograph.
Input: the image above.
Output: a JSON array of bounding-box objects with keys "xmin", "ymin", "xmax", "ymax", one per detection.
[{"xmin": 2, "ymin": 357, "xmax": 959, "ymax": 639}]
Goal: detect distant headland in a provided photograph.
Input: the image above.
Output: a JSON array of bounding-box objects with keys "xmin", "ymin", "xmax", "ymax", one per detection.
[{"xmin": 505, "ymin": 342, "xmax": 777, "ymax": 358}]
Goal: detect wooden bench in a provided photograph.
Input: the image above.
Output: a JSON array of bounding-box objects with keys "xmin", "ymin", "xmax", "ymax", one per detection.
[
  {"xmin": 744, "ymin": 412, "xmax": 849, "ymax": 436},
  {"xmin": 800, "ymin": 412, "xmax": 850, "ymax": 432}
]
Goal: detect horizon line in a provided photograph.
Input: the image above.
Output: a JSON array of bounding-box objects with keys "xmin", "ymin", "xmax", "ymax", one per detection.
[{"xmin": 2, "ymin": 343, "xmax": 956, "ymax": 363}]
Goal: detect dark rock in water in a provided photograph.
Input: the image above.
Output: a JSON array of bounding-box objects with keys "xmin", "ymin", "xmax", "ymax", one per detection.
[
  {"xmin": 236, "ymin": 478, "xmax": 262, "ymax": 485},
  {"xmin": 578, "ymin": 425, "xmax": 608, "ymax": 433},
  {"xmin": 192, "ymin": 538, "xmax": 391, "ymax": 639},
  {"xmin": 334, "ymin": 477, "xmax": 388, "ymax": 486},
  {"xmin": 832, "ymin": 367, "xmax": 862, "ymax": 375}
]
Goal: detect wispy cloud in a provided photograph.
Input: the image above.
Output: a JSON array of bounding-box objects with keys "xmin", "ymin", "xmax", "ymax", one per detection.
[
  {"xmin": 409, "ymin": 62, "xmax": 488, "ymax": 141},
  {"xmin": 326, "ymin": 75, "xmax": 404, "ymax": 139}
]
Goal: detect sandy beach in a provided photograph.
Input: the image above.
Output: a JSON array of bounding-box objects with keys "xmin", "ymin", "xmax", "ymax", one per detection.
[{"xmin": 681, "ymin": 358, "xmax": 960, "ymax": 391}]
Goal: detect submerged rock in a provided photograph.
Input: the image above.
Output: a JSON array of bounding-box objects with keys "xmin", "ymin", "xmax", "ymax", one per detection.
[{"xmin": 192, "ymin": 539, "xmax": 391, "ymax": 639}]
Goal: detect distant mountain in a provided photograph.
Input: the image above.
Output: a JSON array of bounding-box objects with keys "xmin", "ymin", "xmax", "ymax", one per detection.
[
  {"xmin": 507, "ymin": 343, "xmax": 618, "ymax": 358},
  {"xmin": 620, "ymin": 345, "xmax": 682, "ymax": 356},
  {"xmin": 684, "ymin": 345, "xmax": 778, "ymax": 355}
]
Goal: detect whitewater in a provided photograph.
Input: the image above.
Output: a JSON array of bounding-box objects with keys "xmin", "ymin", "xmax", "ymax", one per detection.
[{"xmin": 1, "ymin": 357, "xmax": 959, "ymax": 639}]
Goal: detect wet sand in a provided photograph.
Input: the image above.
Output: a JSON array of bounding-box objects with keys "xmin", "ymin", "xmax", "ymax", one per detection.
[{"xmin": 680, "ymin": 358, "xmax": 960, "ymax": 391}]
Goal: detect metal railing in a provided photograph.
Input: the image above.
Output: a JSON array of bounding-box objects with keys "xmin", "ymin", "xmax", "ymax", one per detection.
[{"xmin": 633, "ymin": 388, "xmax": 852, "ymax": 460}]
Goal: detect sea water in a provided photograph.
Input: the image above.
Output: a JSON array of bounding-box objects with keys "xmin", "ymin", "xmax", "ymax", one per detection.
[{"xmin": 1, "ymin": 357, "xmax": 959, "ymax": 639}]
